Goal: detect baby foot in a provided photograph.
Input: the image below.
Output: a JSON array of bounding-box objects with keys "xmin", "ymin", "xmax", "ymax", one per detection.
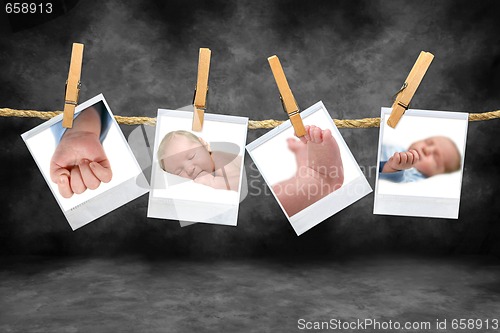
[
  {"xmin": 272, "ymin": 126, "xmax": 345, "ymax": 216},
  {"xmin": 303, "ymin": 125, "xmax": 344, "ymax": 190}
]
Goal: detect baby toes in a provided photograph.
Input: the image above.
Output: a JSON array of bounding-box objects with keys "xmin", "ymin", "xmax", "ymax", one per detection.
[
  {"xmin": 321, "ymin": 129, "xmax": 332, "ymax": 141},
  {"xmin": 311, "ymin": 127, "xmax": 322, "ymax": 143},
  {"xmin": 303, "ymin": 125, "xmax": 311, "ymax": 141}
]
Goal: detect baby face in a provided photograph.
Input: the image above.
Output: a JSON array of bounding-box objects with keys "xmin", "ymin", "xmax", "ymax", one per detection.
[
  {"xmin": 408, "ymin": 136, "xmax": 460, "ymax": 177},
  {"xmin": 160, "ymin": 134, "xmax": 214, "ymax": 179}
]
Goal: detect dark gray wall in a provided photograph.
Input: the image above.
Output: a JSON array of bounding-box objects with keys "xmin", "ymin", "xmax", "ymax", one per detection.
[{"xmin": 1, "ymin": 0, "xmax": 499, "ymax": 258}]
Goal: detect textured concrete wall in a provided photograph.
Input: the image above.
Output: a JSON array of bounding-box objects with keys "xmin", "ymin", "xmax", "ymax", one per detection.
[{"xmin": 0, "ymin": 0, "xmax": 499, "ymax": 258}]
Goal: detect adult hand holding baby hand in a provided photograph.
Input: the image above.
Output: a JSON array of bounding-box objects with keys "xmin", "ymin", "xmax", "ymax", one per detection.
[{"xmin": 382, "ymin": 150, "xmax": 420, "ymax": 173}]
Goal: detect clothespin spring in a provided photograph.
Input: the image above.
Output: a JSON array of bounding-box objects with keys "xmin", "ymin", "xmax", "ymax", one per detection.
[
  {"xmin": 279, "ymin": 95, "xmax": 300, "ymax": 117},
  {"xmin": 64, "ymin": 80, "xmax": 82, "ymax": 106},
  {"xmin": 193, "ymin": 86, "xmax": 209, "ymax": 111},
  {"xmin": 392, "ymin": 82, "xmax": 408, "ymax": 101}
]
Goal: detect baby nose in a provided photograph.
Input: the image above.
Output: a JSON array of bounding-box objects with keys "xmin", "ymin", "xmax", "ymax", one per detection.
[{"xmin": 185, "ymin": 164, "xmax": 195, "ymax": 177}]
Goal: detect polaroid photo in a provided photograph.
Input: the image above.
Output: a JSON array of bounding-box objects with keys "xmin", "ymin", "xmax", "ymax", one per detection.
[
  {"xmin": 246, "ymin": 101, "xmax": 372, "ymax": 236},
  {"xmin": 373, "ymin": 108, "xmax": 468, "ymax": 219},
  {"xmin": 21, "ymin": 94, "xmax": 149, "ymax": 230},
  {"xmin": 147, "ymin": 109, "xmax": 248, "ymax": 226}
]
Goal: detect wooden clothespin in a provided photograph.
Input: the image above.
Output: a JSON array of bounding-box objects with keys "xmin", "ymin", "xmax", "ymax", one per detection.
[
  {"xmin": 192, "ymin": 48, "xmax": 211, "ymax": 132},
  {"xmin": 62, "ymin": 43, "xmax": 84, "ymax": 128},
  {"xmin": 387, "ymin": 51, "xmax": 434, "ymax": 128},
  {"xmin": 268, "ymin": 55, "xmax": 306, "ymax": 137}
]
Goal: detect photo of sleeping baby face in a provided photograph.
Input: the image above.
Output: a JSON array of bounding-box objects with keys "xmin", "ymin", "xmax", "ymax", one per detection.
[
  {"xmin": 148, "ymin": 110, "xmax": 248, "ymax": 226},
  {"xmin": 407, "ymin": 136, "xmax": 461, "ymax": 177},
  {"xmin": 381, "ymin": 135, "xmax": 462, "ymax": 180},
  {"xmin": 156, "ymin": 130, "xmax": 242, "ymax": 192},
  {"xmin": 158, "ymin": 130, "xmax": 213, "ymax": 180}
]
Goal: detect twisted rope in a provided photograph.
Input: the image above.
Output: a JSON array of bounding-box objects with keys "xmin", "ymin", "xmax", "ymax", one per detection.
[{"xmin": 1, "ymin": 108, "xmax": 499, "ymax": 129}]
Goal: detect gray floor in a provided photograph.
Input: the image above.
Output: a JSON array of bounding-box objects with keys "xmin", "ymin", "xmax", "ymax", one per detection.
[{"xmin": 1, "ymin": 256, "xmax": 499, "ymax": 332}]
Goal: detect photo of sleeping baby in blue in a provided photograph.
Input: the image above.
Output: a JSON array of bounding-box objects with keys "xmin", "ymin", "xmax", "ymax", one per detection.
[{"xmin": 379, "ymin": 136, "xmax": 461, "ymax": 183}]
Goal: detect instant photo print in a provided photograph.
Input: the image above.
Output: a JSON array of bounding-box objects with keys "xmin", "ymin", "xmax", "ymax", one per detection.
[
  {"xmin": 21, "ymin": 94, "xmax": 149, "ymax": 230},
  {"xmin": 374, "ymin": 108, "xmax": 468, "ymax": 219},
  {"xmin": 246, "ymin": 101, "xmax": 372, "ymax": 236},
  {"xmin": 147, "ymin": 109, "xmax": 248, "ymax": 226}
]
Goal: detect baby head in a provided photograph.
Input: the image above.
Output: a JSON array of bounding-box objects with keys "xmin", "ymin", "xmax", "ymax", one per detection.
[
  {"xmin": 408, "ymin": 136, "xmax": 461, "ymax": 177},
  {"xmin": 158, "ymin": 130, "xmax": 214, "ymax": 179}
]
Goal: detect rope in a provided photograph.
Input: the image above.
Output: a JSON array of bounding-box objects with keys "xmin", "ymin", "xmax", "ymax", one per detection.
[{"xmin": 1, "ymin": 108, "xmax": 499, "ymax": 129}]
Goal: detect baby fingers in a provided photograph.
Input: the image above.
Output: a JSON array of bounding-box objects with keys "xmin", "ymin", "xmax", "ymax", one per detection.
[
  {"xmin": 90, "ymin": 161, "xmax": 112, "ymax": 183},
  {"xmin": 409, "ymin": 149, "xmax": 420, "ymax": 163},
  {"xmin": 57, "ymin": 174, "xmax": 74, "ymax": 198},
  {"xmin": 70, "ymin": 166, "xmax": 87, "ymax": 194},
  {"xmin": 79, "ymin": 159, "xmax": 102, "ymax": 190},
  {"xmin": 391, "ymin": 152, "xmax": 401, "ymax": 164},
  {"xmin": 400, "ymin": 152, "xmax": 408, "ymax": 164}
]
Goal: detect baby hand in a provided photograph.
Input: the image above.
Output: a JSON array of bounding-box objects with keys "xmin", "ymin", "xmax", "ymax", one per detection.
[
  {"xmin": 50, "ymin": 131, "xmax": 112, "ymax": 198},
  {"xmin": 382, "ymin": 150, "xmax": 420, "ymax": 173}
]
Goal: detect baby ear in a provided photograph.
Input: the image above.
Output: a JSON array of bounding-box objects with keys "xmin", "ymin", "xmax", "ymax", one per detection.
[
  {"xmin": 198, "ymin": 137, "xmax": 212, "ymax": 153},
  {"xmin": 158, "ymin": 158, "xmax": 166, "ymax": 171}
]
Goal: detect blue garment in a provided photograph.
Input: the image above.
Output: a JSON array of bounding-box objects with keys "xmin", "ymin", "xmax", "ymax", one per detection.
[
  {"xmin": 379, "ymin": 144, "xmax": 426, "ymax": 183},
  {"xmin": 51, "ymin": 101, "xmax": 112, "ymax": 144}
]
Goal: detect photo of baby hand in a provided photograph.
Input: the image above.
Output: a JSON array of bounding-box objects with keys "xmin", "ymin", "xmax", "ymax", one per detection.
[
  {"xmin": 50, "ymin": 106, "xmax": 112, "ymax": 198},
  {"xmin": 273, "ymin": 125, "xmax": 344, "ymax": 217},
  {"xmin": 382, "ymin": 150, "xmax": 420, "ymax": 173},
  {"xmin": 157, "ymin": 130, "xmax": 241, "ymax": 191}
]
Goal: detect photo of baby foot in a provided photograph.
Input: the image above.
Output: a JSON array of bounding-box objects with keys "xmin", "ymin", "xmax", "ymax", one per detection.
[
  {"xmin": 273, "ymin": 125, "xmax": 344, "ymax": 217},
  {"xmin": 246, "ymin": 102, "xmax": 372, "ymax": 235}
]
